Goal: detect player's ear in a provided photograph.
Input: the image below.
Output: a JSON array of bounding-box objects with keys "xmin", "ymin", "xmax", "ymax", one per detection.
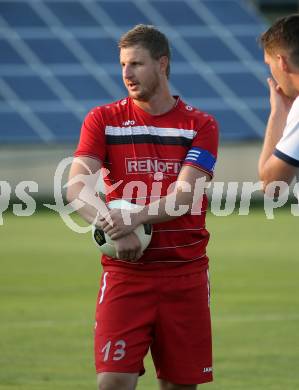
[
  {"xmin": 159, "ymin": 56, "xmax": 169, "ymax": 76},
  {"xmin": 277, "ymin": 54, "xmax": 291, "ymax": 73}
]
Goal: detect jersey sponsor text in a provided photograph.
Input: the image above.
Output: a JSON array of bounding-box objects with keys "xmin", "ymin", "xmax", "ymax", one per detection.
[{"xmin": 126, "ymin": 158, "xmax": 182, "ymax": 175}]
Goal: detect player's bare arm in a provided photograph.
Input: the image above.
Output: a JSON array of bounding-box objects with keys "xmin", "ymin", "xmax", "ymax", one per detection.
[
  {"xmin": 258, "ymin": 77, "xmax": 296, "ymax": 190},
  {"xmin": 67, "ymin": 156, "xmax": 142, "ymax": 260},
  {"xmin": 67, "ymin": 156, "xmax": 107, "ymax": 223},
  {"xmin": 101, "ymin": 165, "xmax": 211, "ymax": 240}
]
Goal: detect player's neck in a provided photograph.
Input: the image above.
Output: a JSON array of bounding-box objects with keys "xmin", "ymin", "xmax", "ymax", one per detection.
[{"xmin": 132, "ymin": 92, "xmax": 176, "ymax": 116}]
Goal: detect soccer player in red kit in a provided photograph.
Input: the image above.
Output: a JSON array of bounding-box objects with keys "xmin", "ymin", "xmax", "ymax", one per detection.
[{"xmin": 67, "ymin": 25, "xmax": 219, "ymax": 390}]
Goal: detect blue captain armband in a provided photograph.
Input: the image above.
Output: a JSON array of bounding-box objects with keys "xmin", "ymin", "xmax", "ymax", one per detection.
[{"xmin": 184, "ymin": 146, "xmax": 216, "ymax": 173}]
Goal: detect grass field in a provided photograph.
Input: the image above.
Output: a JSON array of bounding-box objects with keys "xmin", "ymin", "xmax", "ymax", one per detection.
[{"xmin": 1, "ymin": 207, "xmax": 299, "ymax": 389}]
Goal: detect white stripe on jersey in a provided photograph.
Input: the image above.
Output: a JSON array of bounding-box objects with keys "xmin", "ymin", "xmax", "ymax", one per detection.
[
  {"xmin": 105, "ymin": 125, "xmax": 196, "ymax": 139},
  {"xmin": 153, "ymin": 227, "xmax": 206, "ymax": 232},
  {"xmin": 110, "ymin": 253, "xmax": 207, "ymax": 264},
  {"xmin": 148, "ymin": 238, "xmax": 205, "ymax": 250}
]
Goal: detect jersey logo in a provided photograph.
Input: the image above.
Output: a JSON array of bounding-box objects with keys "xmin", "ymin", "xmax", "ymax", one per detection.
[
  {"xmin": 126, "ymin": 158, "xmax": 182, "ymax": 175},
  {"xmin": 122, "ymin": 120, "xmax": 136, "ymax": 126}
]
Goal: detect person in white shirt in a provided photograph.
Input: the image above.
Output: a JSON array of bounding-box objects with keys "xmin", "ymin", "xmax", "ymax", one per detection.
[{"xmin": 258, "ymin": 14, "xmax": 299, "ymax": 191}]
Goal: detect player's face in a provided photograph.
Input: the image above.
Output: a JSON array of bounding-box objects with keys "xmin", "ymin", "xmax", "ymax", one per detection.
[
  {"xmin": 264, "ymin": 50, "xmax": 297, "ymax": 98},
  {"xmin": 120, "ymin": 45, "xmax": 162, "ymax": 101}
]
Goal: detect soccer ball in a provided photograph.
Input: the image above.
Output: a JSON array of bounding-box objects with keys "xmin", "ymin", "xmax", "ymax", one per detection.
[{"xmin": 92, "ymin": 199, "xmax": 152, "ymax": 258}]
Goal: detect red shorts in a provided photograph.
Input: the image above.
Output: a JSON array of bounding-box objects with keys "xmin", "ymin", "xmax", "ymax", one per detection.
[{"xmin": 94, "ymin": 268, "xmax": 213, "ymax": 385}]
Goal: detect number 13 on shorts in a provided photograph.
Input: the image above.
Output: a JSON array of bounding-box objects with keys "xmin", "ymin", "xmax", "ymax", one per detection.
[{"xmin": 101, "ymin": 339, "xmax": 127, "ymax": 362}]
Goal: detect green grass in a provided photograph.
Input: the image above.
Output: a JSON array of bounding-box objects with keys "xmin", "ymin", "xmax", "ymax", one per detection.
[{"xmin": 0, "ymin": 208, "xmax": 298, "ymax": 389}]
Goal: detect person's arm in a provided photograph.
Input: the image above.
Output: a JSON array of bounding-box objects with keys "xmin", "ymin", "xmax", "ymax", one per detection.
[
  {"xmin": 100, "ymin": 165, "xmax": 211, "ymax": 240},
  {"xmin": 258, "ymin": 78, "xmax": 296, "ymax": 190},
  {"xmin": 67, "ymin": 156, "xmax": 143, "ymax": 261},
  {"xmin": 66, "ymin": 156, "xmax": 107, "ymax": 224}
]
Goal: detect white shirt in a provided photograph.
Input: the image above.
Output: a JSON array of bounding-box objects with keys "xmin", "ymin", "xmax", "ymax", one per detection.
[{"xmin": 274, "ymin": 95, "xmax": 299, "ymax": 180}]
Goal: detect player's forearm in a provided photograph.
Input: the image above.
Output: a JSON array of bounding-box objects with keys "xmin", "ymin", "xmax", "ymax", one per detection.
[
  {"xmin": 74, "ymin": 202, "xmax": 101, "ymax": 226},
  {"xmin": 66, "ymin": 183, "xmax": 108, "ymax": 226},
  {"xmin": 258, "ymin": 112, "xmax": 286, "ymax": 181},
  {"xmin": 137, "ymin": 188, "xmax": 201, "ymax": 225}
]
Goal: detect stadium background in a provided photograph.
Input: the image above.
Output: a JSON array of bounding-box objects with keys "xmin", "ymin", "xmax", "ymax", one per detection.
[{"xmin": 1, "ymin": 1, "xmax": 299, "ymax": 389}]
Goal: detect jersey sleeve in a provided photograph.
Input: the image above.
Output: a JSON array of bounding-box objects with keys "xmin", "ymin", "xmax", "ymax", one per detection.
[
  {"xmin": 274, "ymin": 121, "xmax": 299, "ymax": 167},
  {"xmin": 74, "ymin": 107, "xmax": 106, "ymax": 162},
  {"xmin": 183, "ymin": 114, "xmax": 219, "ymax": 177}
]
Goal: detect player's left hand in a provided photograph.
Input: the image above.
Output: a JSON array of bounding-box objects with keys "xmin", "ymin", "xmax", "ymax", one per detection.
[
  {"xmin": 114, "ymin": 232, "xmax": 143, "ymax": 261},
  {"xmin": 100, "ymin": 208, "xmax": 140, "ymax": 239}
]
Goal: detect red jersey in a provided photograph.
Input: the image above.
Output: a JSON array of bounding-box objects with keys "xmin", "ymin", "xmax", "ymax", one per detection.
[{"xmin": 75, "ymin": 96, "xmax": 218, "ymax": 274}]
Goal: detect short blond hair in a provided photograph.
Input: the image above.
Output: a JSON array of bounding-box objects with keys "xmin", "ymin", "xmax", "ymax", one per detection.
[
  {"xmin": 118, "ymin": 24, "xmax": 171, "ymax": 78},
  {"xmin": 259, "ymin": 14, "xmax": 299, "ymax": 66}
]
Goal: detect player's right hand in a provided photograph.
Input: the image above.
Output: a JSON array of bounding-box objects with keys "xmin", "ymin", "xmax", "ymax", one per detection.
[
  {"xmin": 267, "ymin": 77, "xmax": 294, "ymax": 118},
  {"xmin": 114, "ymin": 232, "xmax": 143, "ymax": 262}
]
